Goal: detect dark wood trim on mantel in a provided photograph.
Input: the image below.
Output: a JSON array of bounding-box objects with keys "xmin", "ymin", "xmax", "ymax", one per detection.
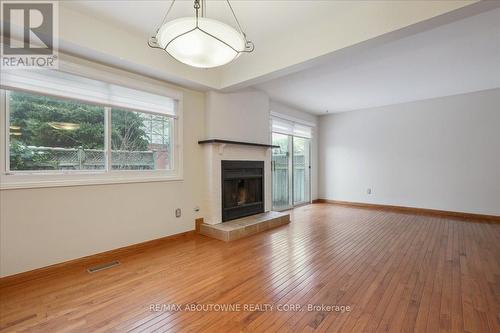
[{"xmin": 198, "ymin": 139, "xmax": 279, "ymax": 149}]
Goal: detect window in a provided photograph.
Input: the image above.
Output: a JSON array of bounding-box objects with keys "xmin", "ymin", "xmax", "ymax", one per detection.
[
  {"xmin": 1, "ymin": 64, "xmax": 182, "ymax": 188},
  {"xmin": 8, "ymin": 91, "xmax": 106, "ymax": 171},
  {"xmin": 111, "ymin": 109, "xmax": 172, "ymax": 170}
]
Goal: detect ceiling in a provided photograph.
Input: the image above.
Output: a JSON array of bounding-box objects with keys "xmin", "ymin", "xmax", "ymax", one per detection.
[
  {"xmin": 256, "ymin": 7, "xmax": 500, "ymax": 114},
  {"xmin": 59, "ymin": 1, "xmax": 482, "ymax": 93},
  {"xmin": 63, "ymin": 0, "xmax": 331, "ymax": 42}
]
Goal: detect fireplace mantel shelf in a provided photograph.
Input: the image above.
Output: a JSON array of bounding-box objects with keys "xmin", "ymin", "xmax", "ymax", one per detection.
[{"xmin": 198, "ymin": 139, "xmax": 279, "ymax": 149}]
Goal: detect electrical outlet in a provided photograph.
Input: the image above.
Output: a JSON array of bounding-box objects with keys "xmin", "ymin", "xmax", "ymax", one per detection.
[
  {"xmin": 367, "ymin": 188, "xmax": 372, "ymax": 195},
  {"xmin": 175, "ymin": 208, "xmax": 181, "ymax": 217}
]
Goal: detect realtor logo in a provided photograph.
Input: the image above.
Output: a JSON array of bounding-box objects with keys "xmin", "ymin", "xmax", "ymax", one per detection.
[{"xmin": 1, "ymin": 1, "xmax": 58, "ymax": 68}]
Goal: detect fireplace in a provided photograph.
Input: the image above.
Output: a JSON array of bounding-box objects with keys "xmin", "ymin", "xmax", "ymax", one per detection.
[{"xmin": 221, "ymin": 160, "xmax": 264, "ymax": 222}]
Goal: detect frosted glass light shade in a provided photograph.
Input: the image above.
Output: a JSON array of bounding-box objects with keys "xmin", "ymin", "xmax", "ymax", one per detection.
[{"xmin": 156, "ymin": 17, "xmax": 246, "ymax": 68}]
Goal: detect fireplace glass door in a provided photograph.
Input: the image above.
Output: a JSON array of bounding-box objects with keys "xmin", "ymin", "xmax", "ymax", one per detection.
[{"xmin": 221, "ymin": 160, "xmax": 264, "ymax": 222}]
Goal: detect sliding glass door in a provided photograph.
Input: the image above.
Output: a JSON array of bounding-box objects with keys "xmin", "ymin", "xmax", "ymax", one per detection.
[
  {"xmin": 272, "ymin": 132, "xmax": 311, "ymax": 210},
  {"xmin": 272, "ymin": 133, "xmax": 292, "ymax": 210}
]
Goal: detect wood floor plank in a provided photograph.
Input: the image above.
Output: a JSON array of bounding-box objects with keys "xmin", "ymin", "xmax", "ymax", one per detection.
[{"xmin": 0, "ymin": 204, "xmax": 498, "ymax": 333}]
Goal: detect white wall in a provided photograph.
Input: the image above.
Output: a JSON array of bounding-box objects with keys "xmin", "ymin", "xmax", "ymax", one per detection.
[
  {"xmin": 319, "ymin": 88, "xmax": 500, "ymax": 216},
  {"xmin": 270, "ymin": 101, "xmax": 319, "ymax": 200},
  {"xmin": 206, "ymin": 90, "xmax": 271, "ymax": 144},
  {"xmin": 0, "ymin": 83, "xmax": 206, "ymax": 277}
]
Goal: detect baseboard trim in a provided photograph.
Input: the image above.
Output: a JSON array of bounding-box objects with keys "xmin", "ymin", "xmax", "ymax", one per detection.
[
  {"xmin": 313, "ymin": 199, "xmax": 500, "ymax": 223},
  {"xmin": 0, "ymin": 229, "xmax": 196, "ymax": 288}
]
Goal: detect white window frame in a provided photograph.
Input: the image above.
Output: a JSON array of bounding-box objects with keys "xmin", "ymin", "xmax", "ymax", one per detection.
[{"xmin": 0, "ymin": 59, "xmax": 184, "ymax": 190}]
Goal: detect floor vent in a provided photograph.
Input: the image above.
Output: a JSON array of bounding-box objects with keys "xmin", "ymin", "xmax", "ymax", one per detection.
[{"xmin": 87, "ymin": 260, "xmax": 120, "ymax": 273}]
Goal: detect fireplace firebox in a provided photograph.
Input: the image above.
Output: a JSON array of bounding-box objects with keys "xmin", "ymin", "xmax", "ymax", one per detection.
[{"xmin": 221, "ymin": 160, "xmax": 264, "ymax": 222}]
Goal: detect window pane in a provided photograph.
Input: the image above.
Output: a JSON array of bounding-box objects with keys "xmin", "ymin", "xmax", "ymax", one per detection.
[
  {"xmin": 272, "ymin": 132, "xmax": 291, "ymax": 210},
  {"xmin": 111, "ymin": 109, "xmax": 172, "ymax": 170},
  {"xmin": 8, "ymin": 90, "xmax": 105, "ymax": 171},
  {"xmin": 293, "ymin": 136, "xmax": 310, "ymax": 204}
]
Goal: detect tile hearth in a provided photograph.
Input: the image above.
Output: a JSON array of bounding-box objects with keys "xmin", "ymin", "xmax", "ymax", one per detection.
[{"xmin": 199, "ymin": 211, "xmax": 290, "ymax": 242}]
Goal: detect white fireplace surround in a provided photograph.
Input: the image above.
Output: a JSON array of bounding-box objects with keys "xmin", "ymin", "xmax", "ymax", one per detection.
[{"xmin": 203, "ymin": 143, "xmax": 272, "ymax": 225}]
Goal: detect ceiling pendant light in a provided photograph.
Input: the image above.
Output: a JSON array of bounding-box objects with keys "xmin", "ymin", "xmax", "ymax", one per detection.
[{"xmin": 148, "ymin": 0, "xmax": 254, "ymax": 68}]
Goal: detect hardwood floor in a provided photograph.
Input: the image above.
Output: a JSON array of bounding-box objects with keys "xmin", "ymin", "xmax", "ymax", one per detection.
[{"xmin": 0, "ymin": 204, "xmax": 499, "ymax": 332}]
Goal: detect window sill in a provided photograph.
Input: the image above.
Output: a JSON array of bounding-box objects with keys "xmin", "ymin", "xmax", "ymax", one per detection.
[{"xmin": 0, "ymin": 172, "xmax": 183, "ymax": 190}]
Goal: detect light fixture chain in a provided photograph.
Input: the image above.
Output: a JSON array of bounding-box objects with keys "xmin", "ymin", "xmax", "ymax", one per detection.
[
  {"xmin": 194, "ymin": 0, "xmax": 200, "ymax": 27},
  {"xmin": 156, "ymin": 0, "xmax": 176, "ymax": 32},
  {"xmin": 226, "ymin": 0, "xmax": 244, "ymax": 35}
]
